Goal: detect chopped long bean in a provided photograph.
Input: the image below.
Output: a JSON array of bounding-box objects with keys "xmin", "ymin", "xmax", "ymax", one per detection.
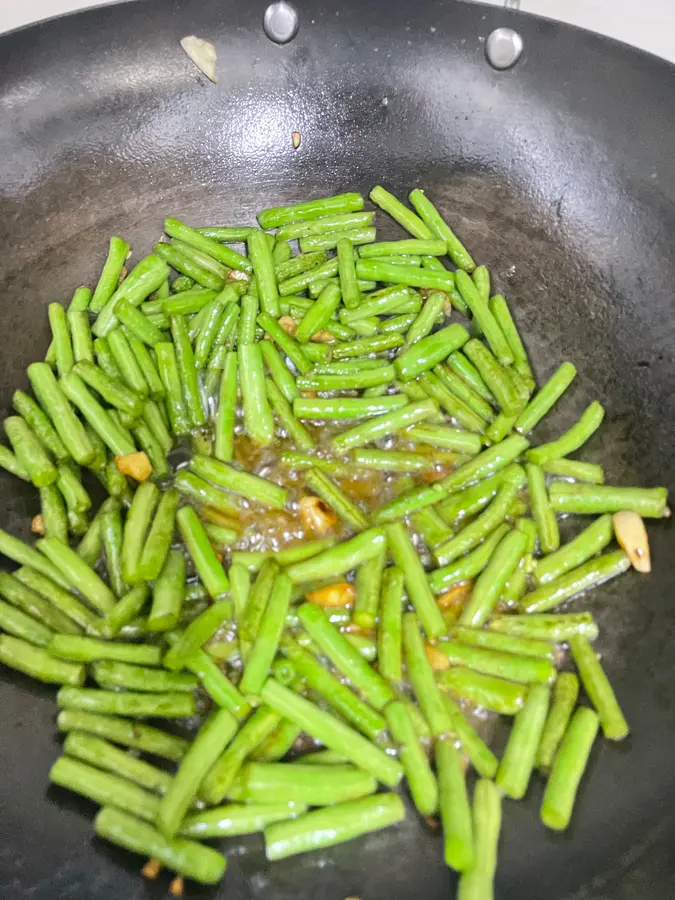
[
  {"xmin": 352, "ymin": 547, "xmax": 386, "ymax": 628},
  {"xmin": 200, "ymin": 705, "xmax": 284, "ymax": 803},
  {"xmin": 191, "ymin": 454, "xmax": 287, "ymax": 509},
  {"xmin": 439, "ymin": 667, "xmax": 528, "ymax": 715},
  {"xmin": 521, "ymin": 550, "xmax": 630, "ymax": 614},
  {"xmin": 264, "ymin": 794, "xmax": 404, "ymax": 861},
  {"xmin": 402, "ymin": 613, "xmax": 452, "ymax": 736},
  {"xmin": 330, "ymin": 400, "xmax": 438, "ymax": 453},
  {"xmin": 57, "ymin": 709, "xmax": 189, "ymax": 760},
  {"xmin": 182, "ymin": 801, "xmax": 306, "ymax": 838},
  {"xmin": 296, "ymin": 365, "xmax": 396, "ymax": 392},
  {"xmin": 171, "ymin": 315, "xmax": 205, "ymax": 427},
  {"xmin": 548, "ymin": 482, "xmax": 669, "ymax": 518},
  {"xmin": 239, "ymin": 342, "xmax": 276, "ymax": 446},
  {"xmin": 281, "ymin": 638, "xmax": 386, "ymax": 741},
  {"xmin": 385, "ymin": 700, "xmax": 438, "ymax": 815},
  {"xmin": 436, "ymin": 737, "xmax": 474, "ymax": 871},
  {"xmin": 93, "ymin": 254, "xmax": 169, "ymax": 337},
  {"xmin": 540, "ymin": 707, "xmax": 599, "ymax": 830},
  {"xmin": 102, "ymin": 584, "xmax": 149, "ymax": 638},
  {"xmin": 177, "ymin": 507, "xmax": 230, "ymax": 599},
  {"xmin": 536, "ymin": 672, "xmax": 580, "ymax": 770},
  {"xmin": 38, "ymin": 537, "xmax": 117, "ymax": 614},
  {"xmin": 436, "ymin": 435, "xmax": 529, "ymax": 493},
  {"xmin": 237, "ymin": 761, "xmax": 378, "ymax": 806},
  {"xmin": 258, "ymin": 194, "xmax": 364, "ymax": 229},
  {"xmin": 0, "ymin": 598, "xmax": 54, "ymax": 647},
  {"xmin": 356, "ymin": 259, "xmax": 456, "ymax": 293},
  {"xmin": 174, "ymin": 470, "xmax": 241, "ymax": 517},
  {"xmin": 58, "ymin": 686, "xmax": 196, "ymax": 718},
  {"xmin": 90, "ymin": 237, "xmax": 131, "ymax": 314},
  {"xmin": 496, "ymin": 683, "xmax": 550, "ymax": 798},
  {"xmin": 285, "ymin": 528, "xmax": 387, "ymax": 583},
  {"xmin": 240, "ymin": 573, "xmax": 293, "ymax": 696},
  {"xmin": 569, "ymin": 635, "xmax": 628, "ymax": 740},
  {"xmin": 408, "ymin": 189, "xmax": 475, "ymax": 271},
  {"xmin": 543, "ymin": 457, "xmax": 605, "ymax": 483},
  {"xmin": 370, "ymin": 186, "xmax": 432, "ymax": 239},
  {"xmin": 455, "ymin": 272, "xmax": 513, "ymax": 365},
  {"xmin": 527, "ymin": 402, "xmax": 605, "ymax": 465},
  {"xmin": 463, "ymin": 339, "xmax": 519, "ymax": 414},
  {"xmin": 527, "ymin": 463, "xmax": 560, "ymax": 553},
  {"xmin": 165, "ymin": 216, "xmax": 251, "ymax": 273},
  {"xmin": 12, "ymin": 390, "xmax": 70, "ymax": 463},
  {"xmin": 453, "ymin": 626, "xmax": 554, "ymax": 661},
  {"xmin": 339, "ymin": 285, "xmax": 417, "ymax": 323},
  {"xmin": 92, "ymin": 660, "xmax": 197, "ymax": 693},
  {"xmin": 489, "ymin": 612, "xmax": 599, "ymax": 642},
  {"xmin": 4, "ymin": 568, "xmax": 87, "ymax": 633},
  {"xmin": 395, "ymin": 323, "xmax": 470, "ymax": 381},
  {"xmin": 163, "ymin": 599, "xmax": 233, "ymax": 672},
  {"xmin": 443, "ymin": 695, "xmax": 499, "ymax": 778},
  {"xmin": 432, "ymin": 639, "xmax": 555, "ymax": 684},
  {"xmin": 119, "ymin": 480, "xmax": 158, "ymax": 584},
  {"xmin": 434, "ymin": 467, "xmax": 525, "ymax": 566},
  {"xmin": 535, "ymin": 515, "xmax": 614, "ymax": 585},
  {"xmin": 457, "ymin": 780, "xmax": 501, "ymax": 900},
  {"xmin": 0, "ymin": 634, "xmax": 85, "ymax": 684},
  {"xmin": 158, "ymin": 707, "xmax": 238, "ymax": 837},
  {"xmin": 515, "ymin": 362, "xmax": 577, "ymax": 435},
  {"xmin": 458, "ymin": 529, "xmax": 528, "ymax": 627},
  {"xmin": 94, "ymin": 806, "xmax": 226, "ymax": 884},
  {"xmin": 434, "ymin": 363, "xmax": 496, "ymax": 423},
  {"xmin": 297, "ymin": 602, "xmax": 394, "ymax": 709},
  {"xmin": 20, "ymin": 363, "xmax": 94, "ymax": 466},
  {"xmin": 50, "ymin": 634, "xmax": 161, "ymax": 665},
  {"xmin": 260, "ymin": 680, "xmax": 403, "ymax": 787},
  {"xmin": 50, "ymin": 755, "xmax": 160, "ymax": 822}
]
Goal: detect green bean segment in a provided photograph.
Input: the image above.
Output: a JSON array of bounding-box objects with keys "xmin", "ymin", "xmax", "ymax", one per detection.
[{"xmin": 264, "ymin": 794, "xmax": 405, "ymax": 861}]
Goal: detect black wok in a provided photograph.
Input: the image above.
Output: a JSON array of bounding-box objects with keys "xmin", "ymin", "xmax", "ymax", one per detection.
[{"xmin": 0, "ymin": 0, "xmax": 674, "ymax": 897}]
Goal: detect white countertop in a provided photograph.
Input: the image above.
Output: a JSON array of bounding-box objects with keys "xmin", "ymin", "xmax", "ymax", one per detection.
[{"xmin": 1, "ymin": 0, "xmax": 674, "ymax": 64}]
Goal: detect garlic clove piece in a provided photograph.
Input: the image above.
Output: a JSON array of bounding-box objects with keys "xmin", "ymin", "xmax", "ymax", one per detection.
[
  {"xmin": 180, "ymin": 35, "xmax": 217, "ymax": 83},
  {"xmin": 612, "ymin": 510, "xmax": 651, "ymax": 573}
]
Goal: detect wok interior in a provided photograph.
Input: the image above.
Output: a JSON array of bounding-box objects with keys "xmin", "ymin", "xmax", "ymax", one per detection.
[{"xmin": 0, "ymin": 1, "xmax": 674, "ymax": 898}]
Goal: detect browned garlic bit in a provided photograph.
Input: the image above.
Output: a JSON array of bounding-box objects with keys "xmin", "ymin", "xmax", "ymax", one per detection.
[
  {"xmin": 299, "ymin": 495, "xmax": 338, "ymax": 535},
  {"xmin": 180, "ymin": 36, "xmax": 217, "ymax": 83},
  {"xmin": 306, "ymin": 582, "xmax": 356, "ymax": 608},
  {"xmin": 141, "ymin": 858, "xmax": 162, "ymax": 880},
  {"xmin": 227, "ymin": 269, "xmax": 249, "ymax": 283},
  {"xmin": 277, "ymin": 316, "xmax": 298, "ymax": 335},
  {"xmin": 437, "ymin": 580, "xmax": 472, "ymax": 612},
  {"xmin": 425, "ymin": 643, "xmax": 449, "ymax": 671},
  {"xmin": 612, "ymin": 510, "xmax": 651, "ymax": 573},
  {"xmin": 310, "ymin": 330, "xmax": 334, "ymax": 343},
  {"xmin": 169, "ymin": 874, "xmax": 185, "ymax": 897},
  {"xmin": 31, "ymin": 514, "xmax": 45, "ymax": 536},
  {"xmin": 115, "ymin": 451, "xmax": 153, "ymax": 482}
]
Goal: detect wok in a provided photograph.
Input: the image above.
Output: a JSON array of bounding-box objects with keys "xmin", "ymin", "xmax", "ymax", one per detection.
[{"xmin": 0, "ymin": 0, "xmax": 674, "ymax": 897}]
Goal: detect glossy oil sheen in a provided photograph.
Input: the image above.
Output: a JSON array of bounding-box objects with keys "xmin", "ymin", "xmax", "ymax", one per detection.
[{"xmin": 0, "ymin": 1, "xmax": 674, "ymax": 898}]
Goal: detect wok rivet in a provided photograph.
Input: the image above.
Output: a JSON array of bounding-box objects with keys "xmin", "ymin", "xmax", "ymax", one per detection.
[
  {"xmin": 485, "ymin": 27, "xmax": 523, "ymax": 70},
  {"xmin": 263, "ymin": 1, "xmax": 299, "ymax": 44}
]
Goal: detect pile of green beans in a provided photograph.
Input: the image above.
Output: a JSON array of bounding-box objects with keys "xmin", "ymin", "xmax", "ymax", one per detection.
[{"xmin": 0, "ymin": 186, "xmax": 668, "ymax": 897}]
